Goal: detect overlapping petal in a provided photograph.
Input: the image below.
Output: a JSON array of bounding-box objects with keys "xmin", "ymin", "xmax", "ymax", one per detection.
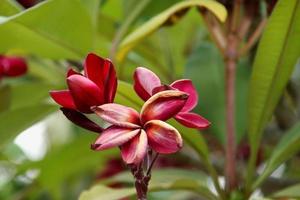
[
  {"xmin": 105, "ymin": 66, "xmax": 117, "ymax": 103},
  {"xmin": 60, "ymin": 108, "xmax": 103, "ymax": 133},
  {"xmin": 175, "ymin": 112, "xmax": 210, "ymax": 129},
  {"xmin": 91, "ymin": 126, "xmax": 140, "ymax": 150},
  {"xmin": 92, "ymin": 104, "xmax": 141, "ymax": 128},
  {"xmin": 121, "ymin": 130, "xmax": 148, "ymax": 164},
  {"xmin": 145, "ymin": 120, "xmax": 182, "ymax": 154},
  {"xmin": 171, "ymin": 79, "xmax": 198, "ymax": 112},
  {"xmin": 67, "ymin": 75, "xmax": 104, "ymax": 113},
  {"xmin": 140, "ymin": 90, "xmax": 188, "ymax": 124},
  {"xmin": 67, "ymin": 68, "xmax": 80, "ymax": 77},
  {"xmin": 134, "ymin": 67, "xmax": 161, "ymax": 101},
  {"xmin": 49, "ymin": 90, "xmax": 76, "ymax": 110}
]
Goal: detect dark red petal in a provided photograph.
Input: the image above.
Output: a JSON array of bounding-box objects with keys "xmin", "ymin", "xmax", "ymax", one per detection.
[
  {"xmin": 152, "ymin": 84, "xmax": 173, "ymax": 95},
  {"xmin": 171, "ymin": 79, "xmax": 198, "ymax": 112},
  {"xmin": 60, "ymin": 108, "xmax": 103, "ymax": 133},
  {"xmin": 67, "ymin": 68, "xmax": 81, "ymax": 77},
  {"xmin": 145, "ymin": 120, "xmax": 182, "ymax": 154},
  {"xmin": 0, "ymin": 56, "xmax": 27, "ymax": 77},
  {"xmin": 91, "ymin": 126, "xmax": 139, "ymax": 150},
  {"xmin": 134, "ymin": 67, "xmax": 161, "ymax": 101},
  {"xmin": 175, "ymin": 112, "xmax": 211, "ymax": 129},
  {"xmin": 67, "ymin": 75, "xmax": 104, "ymax": 113},
  {"xmin": 121, "ymin": 130, "xmax": 148, "ymax": 164},
  {"xmin": 49, "ymin": 90, "xmax": 76, "ymax": 109},
  {"xmin": 84, "ymin": 53, "xmax": 112, "ymax": 92},
  {"xmin": 105, "ymin": 65, "xmax": 117, "ymax": 103},
  {"xmin": 140, "ymin": 90, "xmax": 188, "ymax": 124},
  {"xmin": 92, "ymin": 104, "xmax": 140, "ymax": 128}
]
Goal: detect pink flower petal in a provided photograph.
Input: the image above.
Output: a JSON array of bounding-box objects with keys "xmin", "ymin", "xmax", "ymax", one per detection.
[
  {"xmin": 145, "ymin": 120, "xmax": 182, "ymax": 154},
  {"xmin": 91, "ymin": 126, "xmax": 140, "ymax": 150},
  {"xmin": 92, "ymin": 103, "xmax": 141, "ymax": 128},
  {"xmin": 134, "ymin": 67, "xmax": 161, "ymax": 101},
  {"xmin": 49, "ymin": 90, "xmax": 76, "ymax": 110},
  {"xmin": 60, "ymin": 108, "xmax": 103, "ymax": 133},
  {"xmin": 171, "ymin": 79, "xmax": 198, "ymax": 112},
  {"xmin": 121, "ymin": 130, "xmax": 148, "ymax": 164},
  {"xmin": 175, "ymin": 112, "xmax": 211, "ymax": 129},
  {"xmin": 152, "ymin": 84, "xmax": 173, "ymax": 95},
  {"xmin": 140, "ymin": 90, "xmax": 188, "ymax": 124},
  {"xmin": 67, "ymin": 68, "xmax": 81, "ymax": 77},
  {"xmin": 84, "ymin": 53, "xmax": 111, "ymax": 92},
  {"xmin": 67, "ymin": 75, "xmax": 104, "ymax": 113}
]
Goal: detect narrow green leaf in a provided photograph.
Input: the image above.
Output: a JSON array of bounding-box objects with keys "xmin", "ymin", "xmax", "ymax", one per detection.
[
  {"xmin": 80, "ymin": 185, "xmax": 135, "ymax": 200},
  {"xmin": 0, "ymin": 0, "xmax": 93, "ymax": 59},
  {"xmin": 0, "ymin": 85, "xmax": 11, "ymax": 112},
  {"xmin": 271, "ymin": 183, "xmax": 300, "ymax": 198},
  {"xmin": 0, "ymin": 0, "xmax": 22, "ymax": 16},
  {"xmin": 253, "ymin": 122, "xmax": 300, "ymax": 189},
  {"xmin": 0, "ymin": 104, "xmax": 56, "ymax": 147},
  {"xmin": 114, "ymin": 80, "xmax": 143, "ymax": 110},
  {"xmin": 117, "ymin": 0, "xmax": 227, "ymax": 61},
  {"xmin": 247, "ymin": 0, "xmax": 300, "ymax": 153},
  {"xmin": 80, "ymin": 168, "xmax": 217, "ymax": 200}
]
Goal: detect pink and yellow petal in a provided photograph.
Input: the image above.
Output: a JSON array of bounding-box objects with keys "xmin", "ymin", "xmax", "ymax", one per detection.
[
  {"xmin": 91, "ymin": 126, "xmax": 140, "ymax": 150},
  {"xmin": 140, "ymin": 90, "xmax": 188, "ymax": 124},
  {"xmin": 144, "ymin": 120, "xmax": 182, "ymax": 154},
  {"xmin": 121, "ymin": 130, "xmax": 148, "ymax": 164},
  {"xmin": 92, "ymin": 103, "xmax": 141, "ymax": 128}
]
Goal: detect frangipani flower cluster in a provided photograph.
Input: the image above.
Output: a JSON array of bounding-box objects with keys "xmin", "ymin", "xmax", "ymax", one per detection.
[{"xmin": 50, "ymin": 53, "xmax": 210, "ymax": 165}]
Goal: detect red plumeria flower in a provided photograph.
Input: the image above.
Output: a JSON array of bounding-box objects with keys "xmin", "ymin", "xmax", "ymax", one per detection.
[
  {"xmin": 134, "ymin": 67, "xmax": 210, "ymax": 129},
  {"xmin": 91, "ymin": 90, "xmax": 188, "ymax": 164},
  {"xmin": 0, "ymin": 56, "xmax": 27, "ymax": 78},
  {"xmin": 50, "ymin": 53, "xmax": 117, "ymax": 133}
]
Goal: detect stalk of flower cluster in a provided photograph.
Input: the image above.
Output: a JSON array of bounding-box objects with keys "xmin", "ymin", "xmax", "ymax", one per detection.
[{"xmin": 130, "ymin": 151, "xmax": 158, "ymax": 200}]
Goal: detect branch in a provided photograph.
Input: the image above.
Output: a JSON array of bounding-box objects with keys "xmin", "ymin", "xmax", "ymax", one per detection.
[
  {"xmin": 200, "ymin": 9, "xmax": 227, "ymax": 56},
  {"xmin": 239, "ymin": 18, "xmax": 267, "ymax": 56}
]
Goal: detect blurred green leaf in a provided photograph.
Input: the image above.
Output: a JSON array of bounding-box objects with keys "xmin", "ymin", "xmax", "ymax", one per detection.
[
  {"xmin": 271, "ymin": 183, "xmax": 300, "ymax": 198},
  {"xmin": 115, "ymin": 80, "xmax": 143, "ymax": 110},
  {"xmin": 0, "ymin": 85, "xmax": 11, "ymax": 112},
  {"xmin": 117, "ymin": 0, "xmax": 227, "ymax": 61},
  {"xmin": 80, "ymin": 185, "xmax": 135, "ymax": 200},
  {"xmin": 80, "ymin": 168, "xmax": 217, "ymax": 200},
  {"xmin": 24, "ymin": 134, "xmax": 117, "ymax": 199},
  {"xmin": 0, "ymin": 0, "xmax": 22, "ymax": 16},
  {"xmin": 253, "ymin": 122, "xmax": 300, "ymax": 189},
  {"xmin": 0, "ymin": 0, "xmax": 93, "ymax": 59},
  {"xmin": 10, "ymin": 82, "xmax": 60, "ymax": 109},
  {"xmin": 0, "ymin": 103, "xmax": 56, "ymax": 147},
  {"xmin": 247, "ymin": 0, "xmax": 300, "ymax": 156}
]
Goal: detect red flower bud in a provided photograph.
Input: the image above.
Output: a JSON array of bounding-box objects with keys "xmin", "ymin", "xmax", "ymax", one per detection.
[
  {"xmin": 17, "ymin": 0, "xmax": 36, "ymax": 8},
  {"xmin": 0, "ymin": 56, "xmax": 28, "ymax": 77}
]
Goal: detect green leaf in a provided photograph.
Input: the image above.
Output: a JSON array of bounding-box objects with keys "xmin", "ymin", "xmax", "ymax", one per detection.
[
  {"xmin": 0, "ymin": 0, "xmax": 22, "ymax": 16},
  {"xmin": 0, "ymin": 104, "xmax": 56, "ymax": 147},
  {"xmin": 185, "ymin": 42, "xmax": 250, "ymax": 143},
  {"xmin": 271, "ymin": 183, "xmax": 300, "ymax": 198},
  {"xmin": 0, "ymin": 85, "xmax": 11, "ymax": 112},
  {"xmin": 114, "ymin": 80, "xmax": 143, "ymax": 110},
  {"xmin": 22, "ymin": 134, "xmax": 117, "ymax": 199},
  {"xmin": 247, "ymin": 0, "xmax": 300, "ymax": 155},
  {"xmin": 10, "ymin": 82, "xmax": 61, "ymax": 109},
  {"xmin": 79, "ymin": 185, "xmax": 135, "ymax": 200},
  {"xmin": 117, "ymin": 0, "xmax": 227, "ymax": 61},
  {"xmin": 80, "ymin": 168, "xmax": 217, "ymax": 200},
  {"xmin": 0, "ymin": 0, "xmax": 93, "ymax": 59},
  {"xmin": 252, "ymin": 122, "xmax": 300, "ymax": 189}
]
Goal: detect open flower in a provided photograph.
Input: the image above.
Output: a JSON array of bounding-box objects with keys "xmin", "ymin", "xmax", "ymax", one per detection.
[
  {"xmin": 50, "ymin": 53, "xmax": 117, "ymax": 133},
  {"xmin": 91, "ymin": 90, "xmax": 188, "ymax": 164},
  {"xmin": 0, "ymin": 56, "xmax": 27, "ymax": 78},
  {"xmin": 133, "ymin": 67, "xmax": 210, "ymax": 129}
]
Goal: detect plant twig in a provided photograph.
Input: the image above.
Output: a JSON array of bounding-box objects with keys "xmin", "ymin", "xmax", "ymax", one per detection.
[
  {"xmin": 146, "ymin": 153, "xmax": 159, "ymax": 176},
  {"xmin": 240, "ymin": 18, "xmax": 267, "ymax": 56},
  {"xmin": 200, "ymin": 9, "xmax": 227, "ymax": 57}
]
